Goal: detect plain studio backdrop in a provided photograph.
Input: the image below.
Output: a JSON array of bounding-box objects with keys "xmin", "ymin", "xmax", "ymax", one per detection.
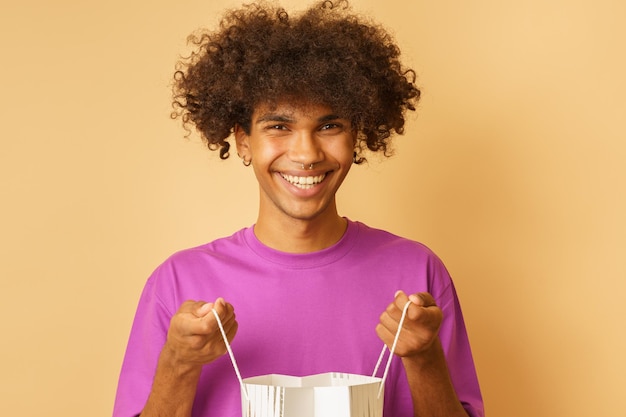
[{"xmin": 1, "ymin": 0, "xmax": 624, "ymax": 416}]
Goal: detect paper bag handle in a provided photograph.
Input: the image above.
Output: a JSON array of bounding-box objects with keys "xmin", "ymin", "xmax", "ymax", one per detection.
[
  {"xmin": 212, "ymin": 308, "xmax": 249, "ymax": 401},
  {"xmin": 212, "ymin": 299, "xmax": 412, "ymax": 401},
  {"xmin": 372, "ymin": 300, "xmax": 412, "ymax": 398}
]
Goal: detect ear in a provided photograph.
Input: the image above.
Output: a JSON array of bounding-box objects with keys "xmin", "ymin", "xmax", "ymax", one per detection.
[{"xmin": 234, "ymin": 124, "xmax": 250, "ymax": 157}]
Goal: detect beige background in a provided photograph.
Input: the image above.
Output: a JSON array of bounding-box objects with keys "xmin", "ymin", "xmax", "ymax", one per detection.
[{"xmin": 1, "ymin": 0, "xmax": 624, "ymax": 416}]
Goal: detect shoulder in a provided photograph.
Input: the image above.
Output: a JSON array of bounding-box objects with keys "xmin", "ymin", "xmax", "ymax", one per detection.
[
  {"xmin": 139, "ymin": 227, "xmax": 252, "ymax": 309},
  {"xmin": 145, "ymin": 226, "xmax": 252, "ymax": 284},
  {"xmin": 165, "ymin": 226, "xmax": 250, "ymax": 264},
  {"xmin": 351, "ymin": 220, "xmax": 437, "ymax": 257},
  {"xmin": 349, "ymin": 220, "xmax": 452, "ymax": 286}
]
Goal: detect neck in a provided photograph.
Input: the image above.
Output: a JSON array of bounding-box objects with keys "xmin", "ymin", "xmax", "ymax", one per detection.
[{"xmin": 253, "ymin": 209, "xmax": 348, "ymax": 254}]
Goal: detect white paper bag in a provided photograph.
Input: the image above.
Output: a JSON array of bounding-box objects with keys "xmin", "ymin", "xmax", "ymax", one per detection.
[
  {"xmin": 212, "ymin": 300, "xmax": 412, "ymax": 417},
  {"xmin": 241, "ymin": 372, "xmax": 384, "ymax": 417}
]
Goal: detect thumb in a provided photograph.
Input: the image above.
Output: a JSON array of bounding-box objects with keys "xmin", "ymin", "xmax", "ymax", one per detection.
[
  {"xmin": 408, "ymin": 292, "xmax": 437, "ymax": 308},
  {"xmin": 196, "ymin": 302, "xmax": 214, "ymax": 317}
]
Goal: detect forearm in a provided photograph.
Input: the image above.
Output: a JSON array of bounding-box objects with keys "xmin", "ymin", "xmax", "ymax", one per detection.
[
  {"xmin": 402, "ymin": 338, "xmax": 468, "ymax": 417},
  {"xmin": 140, "ymin": 345, "xmax": 203, "ymax": 417}
]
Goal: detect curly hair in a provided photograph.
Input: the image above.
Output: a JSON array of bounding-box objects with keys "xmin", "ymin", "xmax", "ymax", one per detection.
[{"xmin": 171, "ymin": 0, "xmax": 420, "ymax": 161}]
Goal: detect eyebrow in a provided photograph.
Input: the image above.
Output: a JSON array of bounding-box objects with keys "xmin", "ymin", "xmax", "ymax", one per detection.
[
  {"xmin": 255, "ymin": 113, "xmax": 343, "ymax": 124},
  {"xmin": 317, "ymin": 114, "xmax": 342, "ymax": 123},
  {"xmin": 255, "ymin": 114, "xmax": 294, "ymax": 124}
]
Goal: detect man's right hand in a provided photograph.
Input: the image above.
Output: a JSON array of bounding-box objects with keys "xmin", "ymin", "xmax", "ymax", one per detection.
[
  {"xmin": 162, "ymin": 298, "xmax": 238, "ymax": 371},
  {"xmin": 140, "ymin": 298, "xmax": 237, "ymax": 417}
]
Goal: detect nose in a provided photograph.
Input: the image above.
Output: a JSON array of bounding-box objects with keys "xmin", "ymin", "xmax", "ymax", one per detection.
[{"xmin": 289, "ymin": 130, "xmax": 323, "ymax": 167}]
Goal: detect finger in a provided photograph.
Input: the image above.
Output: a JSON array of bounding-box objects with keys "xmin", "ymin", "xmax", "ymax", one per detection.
[
  {"xmin": 384, "ymin": 292, "xmax": 441, "ymax": 332},
  {"xmin": 224, "ymin": 319, "xmax": 239, "ymax": 344},
  {"xmin": 408, "ymin": 292, "xmax": 437, "ymax": 308},
  {"xmin": 375, "ymin": 321, "xmax": 396, "ymax": 347},
  {"xmin": 196, "ymin": 302, "xmax": 214, "ymax": 317},
  {"xmin": 377, "ymin": 313, "xmax": 425, "ymax": 356},
  {"xmin": 175, "ymin": 299, "xmax": 229, "ymax": 337},
  {"xmin": 213, "ymin": 310, "xmax": 237, "ymax": 339},
  {"xmin": 208, "ymin": 298, "xmax": 235, "ymax": 323},
  {"xmin": 169, "ymin": 301, "xmax": 209, "ymax": 336},
  {"xmin": 379, "ymin": 303, "xmax": 411, "ymax": 335},
  {"xmin": 393, "ymin": 290, "xmax": 410, "ymax": 308},
  {"xmin": 174, "ymin": 313, "xmax": 214, "ymax": 337},
  {"xmin": 201, "ymin": 298, "xmax": 236, "ymax": 334},
  {"xmin": 178, "ymin": 300, "xmax": 210, "ymax": 316},
  {"xmin": 385, "ymin": 290, "xmax": 413, "ymax": 323},
  {"xmin": 197, "ymin": 296, "xmax": 232, "ymax": 315}
]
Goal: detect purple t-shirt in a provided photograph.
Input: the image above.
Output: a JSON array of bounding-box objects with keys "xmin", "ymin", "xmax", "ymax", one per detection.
[{"xmin": 114, "ymin": 220, "xmax": 483, "ymax": 417}]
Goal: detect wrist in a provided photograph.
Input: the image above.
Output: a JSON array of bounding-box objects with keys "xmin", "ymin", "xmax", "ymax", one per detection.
[
  {"xmin": 401, "ymin": 337, "xmax": 445, "ymax": 371},
  {"xmin": 159, "ymin": 343, "xmax": 204, "ymax": 379}
]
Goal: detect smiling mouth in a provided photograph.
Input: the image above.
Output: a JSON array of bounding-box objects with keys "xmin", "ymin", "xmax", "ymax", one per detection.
[{"xmin": 280, "ymin": 173, "xmax": 327, "ymax": 189}]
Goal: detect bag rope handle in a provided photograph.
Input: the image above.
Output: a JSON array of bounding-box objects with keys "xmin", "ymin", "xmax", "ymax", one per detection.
[
  {"xmin": 212, "ymin": 308, "xmax": 249, "ymax": 401},
  {"xmin": 213, "ymin": 299, "xmax": 412, "ymax": 402},
  {"xmin": 372, "ymin": 300, "xmax": 412, "ymax": 398}
]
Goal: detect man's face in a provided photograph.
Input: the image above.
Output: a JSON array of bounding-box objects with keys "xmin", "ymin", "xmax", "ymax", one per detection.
[{"xmin": 235, "ymin": 100, "xmax": 356, "ymax": 224}]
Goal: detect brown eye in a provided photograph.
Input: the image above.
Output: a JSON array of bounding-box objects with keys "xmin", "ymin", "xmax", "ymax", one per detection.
[
  {"xmin": 265, "ymin": 124, "xmax": 288, "ymax": 131},
  {"xmin": 321, "ymin": 123, "xmax": 341, "ymax": 131}
]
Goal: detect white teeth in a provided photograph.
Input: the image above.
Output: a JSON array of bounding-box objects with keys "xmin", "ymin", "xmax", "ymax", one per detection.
[{"xmin": 281, "ymin": 173, "xmax": 326, "ymax": 189}]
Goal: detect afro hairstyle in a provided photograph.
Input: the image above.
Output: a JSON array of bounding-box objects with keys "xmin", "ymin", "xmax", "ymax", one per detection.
[{"xmin": 171, "ymin": 0, "xmax": 421, "ymax": 161}]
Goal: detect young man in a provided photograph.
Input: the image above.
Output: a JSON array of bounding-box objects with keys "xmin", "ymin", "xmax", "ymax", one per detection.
[{"xmin": 114, "ymin": 1, "xmax": 483, "ymax": 416}]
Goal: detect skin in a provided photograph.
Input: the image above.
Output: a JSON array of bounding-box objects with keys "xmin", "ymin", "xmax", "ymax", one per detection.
[
  {"xmin": 235, "ymin": 101, "xmax": 356, "ymax": 253},
  {"xmin": 378, "ymin": 291, "xmax": 469, "ymax": 417},
  {"xmin": 141, "ymin": 298, "xmax": 237, "ymax": 417},
  {"xmin": 140, "ymin": 101, "xmax": 468, "ymax": 417}
]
